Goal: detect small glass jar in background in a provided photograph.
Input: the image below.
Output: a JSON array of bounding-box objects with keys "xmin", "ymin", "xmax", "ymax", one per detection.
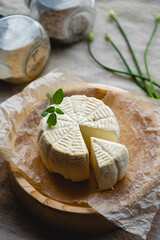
[
  {"xmin": 0, "ymin": 15, "xmax": 50, "ymax": 84},
  {"xmin": 25, "ymin": 0, "xmax": 95, "ymax": 44}
]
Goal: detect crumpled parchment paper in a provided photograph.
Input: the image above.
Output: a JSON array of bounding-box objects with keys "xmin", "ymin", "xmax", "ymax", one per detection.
[{"xmin": 0, "ymin": 69, "xmax": 160, "ymax": 240}]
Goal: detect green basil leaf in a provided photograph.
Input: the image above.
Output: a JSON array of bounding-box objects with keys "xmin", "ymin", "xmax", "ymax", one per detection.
[
  {"xmin": 45, "ymin": 106, "xmax": 55, "ymax": 113},
  {"xmin": 47, "ymin": 113, "xmax": 57, "ymax": 126},
  {"xmin": 52, "ymin": 88, "xmax": 64, "ymax": 105},
  {"xmin": 55, "ymin": 108, "xmax": 64, "ymax": 114},
  {"xmin": 41, "ymin": 111, "xmax": 48, "ymax": 117},
  {"xmin": 46, "ymin": 92, "xmax": 52, "ymax": 99}
]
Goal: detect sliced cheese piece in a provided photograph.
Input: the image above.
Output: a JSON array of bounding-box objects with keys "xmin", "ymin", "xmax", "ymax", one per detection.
[
  {"xmin": 38, "ymin": 95, "xmax": 120, "ymax": 182},
  {"xmin": 38, "ymin": 122, "xmax": 89, "ymax": 181},
  {"xmin": 90, "ymin": 137, "xmax": 129, "ymax": 190}
]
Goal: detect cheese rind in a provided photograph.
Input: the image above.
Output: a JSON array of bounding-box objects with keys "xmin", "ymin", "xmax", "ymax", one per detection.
[
  {"xmin": 90, "ymin": 137, "xmax": 129, "ymax": 190},
  {"xmin": 38, "ymin": 95, "xmax": 120, "ymax": 182},
  {"xmin": 38, "ymin": 123, "xmax": 89, "ymax": 181}
]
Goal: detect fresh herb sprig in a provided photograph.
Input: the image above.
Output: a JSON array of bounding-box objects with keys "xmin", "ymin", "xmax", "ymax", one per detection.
[{"xmin": 41, "ymin": 88, "xmax": 64, "ymax": 126}]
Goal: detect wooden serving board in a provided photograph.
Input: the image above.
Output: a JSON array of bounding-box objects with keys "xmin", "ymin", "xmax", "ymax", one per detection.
[{"xmin": 8, "ymin": 84, "xmax": 126, "ymax": 233}]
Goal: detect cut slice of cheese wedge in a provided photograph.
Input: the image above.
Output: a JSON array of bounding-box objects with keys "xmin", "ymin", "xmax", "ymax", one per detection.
[
  {"xmin": 38, "ymin": 124, "xmax": 89, "ymax": 181},
  {"xmin": 90, "ymin": 137, "xmax": 129, "ymax": 190},
  {"xmin": 38, "ymin": 95, "xmax": 120, "ymax": 182}
]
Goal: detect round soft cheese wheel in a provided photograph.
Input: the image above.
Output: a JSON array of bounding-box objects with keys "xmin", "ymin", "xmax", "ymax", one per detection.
[{"xmin": 38, "ymin": 95, "xmax": 120, "ymax": 182}]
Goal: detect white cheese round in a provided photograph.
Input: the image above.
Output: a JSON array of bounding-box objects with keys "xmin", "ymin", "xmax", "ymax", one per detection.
[{"xmin": 38, "ymin": 95, "xmax": 120, "ymax": 182}]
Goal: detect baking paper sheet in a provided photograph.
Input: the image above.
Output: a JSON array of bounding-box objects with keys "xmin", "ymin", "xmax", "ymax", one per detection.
[{"xmin": 0, "ymin": 69, "xmax": 160, "ymax": 240}]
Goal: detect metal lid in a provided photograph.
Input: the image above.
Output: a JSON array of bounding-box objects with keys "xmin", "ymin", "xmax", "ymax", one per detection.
[{"xmin": 24, "ymin": 0, "xmax": 95, "ymax": 10}]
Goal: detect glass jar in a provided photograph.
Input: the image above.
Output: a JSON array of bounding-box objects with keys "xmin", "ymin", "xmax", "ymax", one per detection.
[
  {"xmin": 0, "ymin": 14, "xmax": 50, "ymax": 84},
  {"xmin": 25, "ymin": 0, "xmax": 95, "ymax": 44}
]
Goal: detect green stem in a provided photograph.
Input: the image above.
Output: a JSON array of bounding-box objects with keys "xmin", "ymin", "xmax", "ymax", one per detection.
[
  {"xmin": 144, "ymin": 19, "xmax": 160, "ymax": 99},
  {"xmin": 150, "ymin": 80, "xmax": 160, "ymax": 89},
  {"xmin": 114, "ymin": 17, "xmax": 160, "ymax": 98},
  {"xmin": 88, "ymin": 40, "xmax": 145, "ymax": 92},
  {"xmin": 114, "ymin": 18, "xmax": 143, "ymax": 76},
  {"xmin": 87, "ymin": 40, "xmax": 160, "ymax": 90},
  {"xmin": 108, "ymin": 37, "xmax": 154, "ymax": 98},
  {"xmin": 48, "ymin": 99, "xmax": 50, "ymax": 107}
]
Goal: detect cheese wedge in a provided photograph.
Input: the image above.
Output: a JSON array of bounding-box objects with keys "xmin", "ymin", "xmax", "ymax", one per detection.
[
  {"xmin": 38, "ymin": 95, "xmax": 120, "ymax": 182},
  {"xmin": 90, "ymin": 137, "xmax": 129, "ymax": 190},
  {"xmin": 38, "ymin": 124, "xmax": 89, "ymax": 181}
]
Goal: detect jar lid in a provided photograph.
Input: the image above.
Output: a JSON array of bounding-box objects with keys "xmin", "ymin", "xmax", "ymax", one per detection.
[
  {"xmin": 0, "ymin": 14, "xmax": 50, "ymax": 83},
  {"xmin": 25, "ymin": 0, "xmax": 95, "ymax": 10},
  {"xmin": 0, "ymin": 15, "xmax": 41, "ymax": 50}
]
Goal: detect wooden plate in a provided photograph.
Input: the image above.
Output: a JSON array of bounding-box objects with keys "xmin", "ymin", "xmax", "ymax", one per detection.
[{"xmin": 8, "ymin": 84, "xmax": 126, "ymax": 233}]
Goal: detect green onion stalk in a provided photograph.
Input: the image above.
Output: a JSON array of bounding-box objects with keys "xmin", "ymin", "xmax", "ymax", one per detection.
[
  {"xmin": 108, "ymin": 9, "xmax": 155, "ymax": 98},
  {"xmin": 87, "ymin": 33, "xmax": 160, "ymax": 95},
  {"xmin": 108, "ymin": 9, "xmax": 160, "ymax": 99},
  {"xmin": 105, "ymin": 34, "xmax": 154, "ymax": 98},
  {"xmin": 108, "ymin": 10, "xmax": 143, "ymax": 76},
  {"xmin": 144, "ymin": 12, "xmax": 160, "ymax": 99}
]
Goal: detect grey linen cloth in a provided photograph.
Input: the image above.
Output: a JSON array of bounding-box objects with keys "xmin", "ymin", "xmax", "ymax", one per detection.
[{"xmin": 1, "ymin": 0, "xmax": 160, "ymax": 239}]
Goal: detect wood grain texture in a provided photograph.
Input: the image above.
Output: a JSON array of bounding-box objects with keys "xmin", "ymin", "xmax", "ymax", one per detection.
[
  {"xmin": 8, "ymin": 84, "xmax": 125, "ymax": 233},
  {"xmin": 8, "ymin": 83, "xmax": 160, "ymax": 234},
  {"xmin": 9, "ymin": 163, "xmax": 117, "ymax": 233},
  {"xmin": 8, "ymin": 82, "xmax": 160, "ymax": 235}
]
